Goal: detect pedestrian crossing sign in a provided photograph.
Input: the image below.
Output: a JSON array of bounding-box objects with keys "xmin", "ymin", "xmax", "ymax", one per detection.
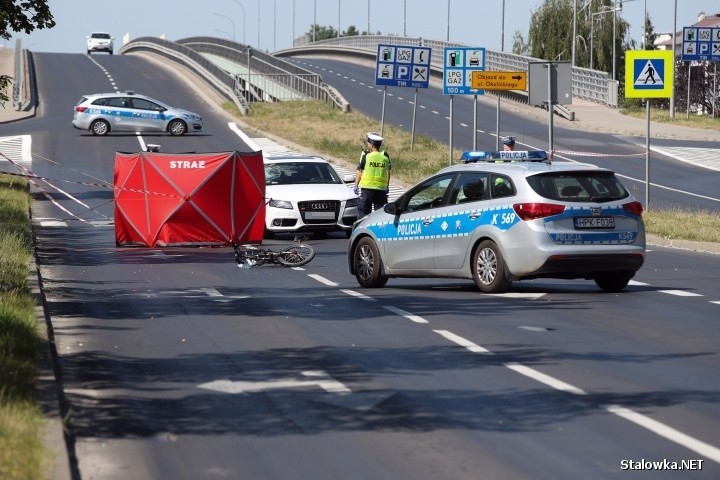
[{"xmin": 625, "ymin": 50, "xmax": 674, "ymax": 98}]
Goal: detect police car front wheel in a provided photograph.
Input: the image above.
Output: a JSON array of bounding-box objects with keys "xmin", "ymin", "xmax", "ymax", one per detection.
[
  {"xmin": 353, "ymin": 237, "xmax": 388, "ymax": 288},
  {"xmin": 168, "ymin": 119, "xmax": 187, "ymax": 136},
  {"xmin": 472, "ymin": 240, "xmax": 511, "ymax": 293}
]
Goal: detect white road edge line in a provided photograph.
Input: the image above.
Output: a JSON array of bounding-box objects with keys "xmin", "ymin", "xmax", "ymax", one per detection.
[{"xmin": 228, "ymin": 122, "xmax": 262, "ymax": 151}]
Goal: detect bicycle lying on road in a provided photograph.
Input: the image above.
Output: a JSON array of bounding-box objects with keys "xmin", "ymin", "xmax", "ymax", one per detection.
[{"xmin": 232, "ymin": 242, "xmax": 315, "ymax": 268}]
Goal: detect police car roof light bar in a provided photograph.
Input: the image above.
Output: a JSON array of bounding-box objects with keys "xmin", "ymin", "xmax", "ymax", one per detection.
[{"xmin": 460, "ymin": 150, "xmax": 550, "ymax": 164}]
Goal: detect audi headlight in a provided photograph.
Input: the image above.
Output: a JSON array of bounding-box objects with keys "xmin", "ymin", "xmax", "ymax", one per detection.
[
  {"xmin": 346, "ymin": 198, "xmax": 359, "ymax": 207},
  {"xmin": 269, "ymin": 199, "xmax": 293, "ymax": 209}
]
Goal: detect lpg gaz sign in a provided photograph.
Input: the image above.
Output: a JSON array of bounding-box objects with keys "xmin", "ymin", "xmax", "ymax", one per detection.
[
  {"xmin": 443, "ymin": 46, "xmax": 485, "ymax": 95},
  {"xmin": 375, "ymin": 44, "xmax": 431, "ymax": 89}
]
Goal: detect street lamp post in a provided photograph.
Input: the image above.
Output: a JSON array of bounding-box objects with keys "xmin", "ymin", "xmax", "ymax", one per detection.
[
  {"xmin": 229, "ymin": 0, "xmax": 246, "ymax": 44},
  {"xmin": 670, "ymin": 0, "xmax": 677, "ymax": 117},
  {"xmin": 446, "ymin": 0, "xmax": 450, "ymax": 41},
  {"xmin": 213, "ymin": 12, "xmax": 236, "ymax": 42},
  {"xmin": 590, "ymin": 6, "xmax": 614, "ymax": 71}
]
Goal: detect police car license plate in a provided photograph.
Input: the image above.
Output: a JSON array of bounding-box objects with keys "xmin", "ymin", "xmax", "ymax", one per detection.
[{"xmin": 574, "ymin": 216, "xmax": 615, "ymax": 229}]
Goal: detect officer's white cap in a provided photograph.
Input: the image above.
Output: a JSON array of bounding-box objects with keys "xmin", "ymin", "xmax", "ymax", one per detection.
[{"xmin": 366, "ymin": 132, "xmax": 384, "ymax": 143}]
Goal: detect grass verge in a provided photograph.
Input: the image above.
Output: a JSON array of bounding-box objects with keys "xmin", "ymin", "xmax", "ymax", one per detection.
[
  {"xmin": 229, "ymin": 100, "xmax": 720, "ymax": 243},
  {"xmin": 0, "ymin": 173, "xmax": 45, "ymax": 480}
]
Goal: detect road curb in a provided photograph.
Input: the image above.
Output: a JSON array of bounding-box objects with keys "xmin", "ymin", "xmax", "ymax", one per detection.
[{"xmin": 646, "ymin": 234, "xmax": 720, "ymax": 255}]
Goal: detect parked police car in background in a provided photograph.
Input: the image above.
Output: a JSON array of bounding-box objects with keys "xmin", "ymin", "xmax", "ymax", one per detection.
[
  {"xmin": 72, "ymin": 91, "xmax": 203, "ymax": 136},
  {"xmin": 86, "ymin": 32, "xmax": 114, "ymax": 54},
  {"xmin": 348, "ymin": 150, "xmax": 646, "ymax": 293},
  {"xmin": 264, "ymin": 153, "xmax": 359, "ymax": 238}
]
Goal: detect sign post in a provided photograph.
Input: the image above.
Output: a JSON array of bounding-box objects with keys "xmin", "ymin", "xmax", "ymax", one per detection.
[
  {"xmin": 625, "ymin": 50, "xmax": 675, "ymax": 210},
  {"xmin": 375, "ymin": 44, "xmax": 431, "ymax": 144},
  {"xmin": 528, "ymin": 61, "xmax": 571, "ymax": 153},
  {"xmin": 442, "ymin": 47, "xmax": 485, "ymax": 164}
]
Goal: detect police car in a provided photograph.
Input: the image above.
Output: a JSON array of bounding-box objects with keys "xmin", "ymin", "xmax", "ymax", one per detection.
[
  {"xmin": 72, "ymin": 91, "xmax": 203, "ymax": 136},
  {"xmin": 348, "ymin": 150, "xmax": 646, "ymax": 293}
]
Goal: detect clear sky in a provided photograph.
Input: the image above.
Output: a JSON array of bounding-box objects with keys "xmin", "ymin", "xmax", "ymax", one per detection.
[{"xmin": 8, "ymin": 0, "xmax": 719, "ymax": 55}]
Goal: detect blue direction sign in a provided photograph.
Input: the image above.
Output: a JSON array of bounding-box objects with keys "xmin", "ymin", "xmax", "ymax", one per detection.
[
  {"xmin": 375, "ymin": 44, "xmax": 431, "ymax": 89},
  {"xmin": 682, "ymin": 26, "xmax": 720, "ymax": 61},
  {"xmin": 443, "ymin": 46, "xmax": 485, "ymax": 95}
]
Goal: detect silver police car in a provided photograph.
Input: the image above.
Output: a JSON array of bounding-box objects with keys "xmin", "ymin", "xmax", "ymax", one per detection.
[
  {"xmin": 348, "ymin": 150, "xmax": 646, "ymax": 293},
  {"xmin": 72, "ymin": 91, "xmax": 203, "ymax": 136}
]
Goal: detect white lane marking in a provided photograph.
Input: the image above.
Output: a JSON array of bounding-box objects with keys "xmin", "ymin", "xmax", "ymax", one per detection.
[
  {"xmin": 340, "ymin": 289, "xmax": 376, "ymax": 301},
  {"xmin": 308, "ymin": 274, "xmax": 338, "ymax": 286},
  {"xmin": 202, "ymin": 288, "xmax": 223, "ymax": 297},
  {"xmin": 198, "ymin": 370, "xmax": 350, "ymax": 395},
  {"xmin": 604, "ymin": 404, "xmax": 720, "ymax": 464},
  {"xmin": 485, "ymin": 292, "xmax": 546, "ymax": 299},
  {"xmin": 432, "ymin": 110, "xmax": 439, "ymax": 114},
  {"xmin": 39, "ymin": 220, "xmax": 68, "ymax": 227},
  {"xmin": 434, "ymin": 330, "xmax": 493, "ymax": 354},
  {"xmin": 135, "ymin": 133, "xmax": 146, "ymax": 151},
  {"xmin": 383, "ymin": 305, "xmax": 428, "ymax": 324},
  {"xmin": 711, "ymin": 301, "xmax": 720, "ymax": 305},
  {"xmin": 659, "ymin": 290, "xmax": 703, "ymax": 297},
  {"xmin": 504, "ymin": 362, "xmax": 588, "ymax": 395},
  {"xmin": 460, "ymin": 123, "xmax": 468, "ymax": 127},
  {"xmin": 629, "ymin": 280, "xmax": 649, "ymax": 286}
]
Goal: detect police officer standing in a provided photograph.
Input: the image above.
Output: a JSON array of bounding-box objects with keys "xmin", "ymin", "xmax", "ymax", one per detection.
[
  {"xmin": 502, "ymin": 136, "xmax": 516, "ymax": 151},
  {"xmin": 355, "ymin": 132, "xmax": 391, "ymax": 217}
]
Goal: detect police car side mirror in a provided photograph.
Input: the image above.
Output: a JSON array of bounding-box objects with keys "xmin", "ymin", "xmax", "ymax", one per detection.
[{"xmin": 384, "ymin": 202, "xmax": 398, "ymax": 215}]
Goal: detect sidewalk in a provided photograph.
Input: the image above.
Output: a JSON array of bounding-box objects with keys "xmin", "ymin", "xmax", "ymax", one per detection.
[{"xmin": 0, "ymin": 46, "xmax": 35, "ymax": 123}]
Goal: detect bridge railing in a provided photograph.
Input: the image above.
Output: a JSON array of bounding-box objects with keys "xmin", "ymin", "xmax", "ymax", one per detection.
[
  {"xmin": 121, "ymin": 36, "xmax": 349, "ymax": 113},
  {"xmin": 282, "ymin": 35, "xmax": 611, "ymax": 106},
  {"xmin": 119, "ymin": 37, "xmax": 251, "ymax": 115}
]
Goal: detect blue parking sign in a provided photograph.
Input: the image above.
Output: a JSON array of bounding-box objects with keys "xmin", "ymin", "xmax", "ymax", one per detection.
[{"xmin": 375, "ymin": 44, "xmax": 431, "ymax": 89}]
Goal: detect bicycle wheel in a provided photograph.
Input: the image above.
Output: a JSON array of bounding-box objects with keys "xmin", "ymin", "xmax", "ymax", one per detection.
[{"xmin": 277, "ymin": 244, "xmax": 315, "ymax": 267}]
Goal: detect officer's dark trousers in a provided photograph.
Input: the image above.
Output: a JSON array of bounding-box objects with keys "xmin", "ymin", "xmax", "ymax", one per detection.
[{"xmin": 358, "ymin": 189, "xmax": 388, "ymax": 217}]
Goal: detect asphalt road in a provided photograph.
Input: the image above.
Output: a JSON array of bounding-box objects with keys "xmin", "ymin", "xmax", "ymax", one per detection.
[{"xmin": 2, "ymin": 52, "xmax": 720, "ymax": 479}]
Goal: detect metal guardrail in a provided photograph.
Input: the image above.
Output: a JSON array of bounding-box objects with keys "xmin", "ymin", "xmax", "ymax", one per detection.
[
  {"xmin": 120, "ymin": 36, "xmax": 349, "ymax": 114},
  {"xmin": 119, "ymin": 37, "xmax": 250, "ymax": 115},
  {"xmin": 12, "ymin": 39, "xmax": 25, "ymax": 110},
  {"xmin": 119, "ymin": 34, "xmax": 612, "ymax": 116},
  {"xmin": 176, "ymin": 37, "xmax": 350, "ymax": 111},
  {"xmin": 277, "ymin": 35, "xmax": 612, "ymax": 106}
]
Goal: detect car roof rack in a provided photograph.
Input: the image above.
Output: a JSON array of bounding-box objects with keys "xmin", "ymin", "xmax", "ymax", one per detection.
[{"xmin": 460, "ymin": 150, "xmax": 551, "ymax": 164}]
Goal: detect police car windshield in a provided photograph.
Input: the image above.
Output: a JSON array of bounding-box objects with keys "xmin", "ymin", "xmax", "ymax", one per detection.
[{"xmin": 526, "ymin": 171, "xmax": 628, "ymax": 203}]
